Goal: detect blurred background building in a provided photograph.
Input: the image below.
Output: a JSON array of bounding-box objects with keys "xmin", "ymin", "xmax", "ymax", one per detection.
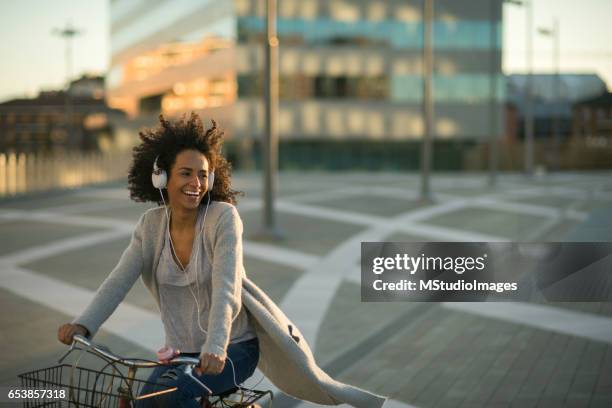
[
  {"xmin": 0, "ymin": 0, "xmax": 611, "ymax": 197},
  {"xmin": 0, "ymin": 75, "xmax": 125, "ymax": 154},
  {"xmin": 106, "ymin": 0, "xmax": 504, "ymax": 170},
  {"xmin": 572, "ymin": 91, "xmax": 612, "ymax": 146},
  {"xmin": 506, "ymin": 73, "xmax": 607, "ymax": 141}
]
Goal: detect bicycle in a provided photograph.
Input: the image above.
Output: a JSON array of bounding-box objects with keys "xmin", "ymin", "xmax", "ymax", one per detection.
[{"xmin": 18, "ymin": 335, "xmax": 273, "ymax": 407}]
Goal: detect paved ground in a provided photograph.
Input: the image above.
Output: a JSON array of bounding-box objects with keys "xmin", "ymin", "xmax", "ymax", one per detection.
[{"xmin": 1, "ymin": 171, "xmax": 611, "ymax": 408}]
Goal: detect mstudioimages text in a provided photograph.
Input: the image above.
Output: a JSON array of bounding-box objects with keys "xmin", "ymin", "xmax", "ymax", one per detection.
[
  {"xmin": 372, "ymin": 253, "xmax": 488, "ymax": 275},
  {"xmin": 372, "ymin": 279, "xmax": 518, "ymax": 293}
]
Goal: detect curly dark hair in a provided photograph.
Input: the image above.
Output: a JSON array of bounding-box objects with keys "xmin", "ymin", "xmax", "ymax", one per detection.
[{"xmin": 128, "ymin": 113, "xmax": 242, "ymax": 206}]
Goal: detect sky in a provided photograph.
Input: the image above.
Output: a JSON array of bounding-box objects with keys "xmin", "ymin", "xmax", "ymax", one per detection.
[
  {"xmin": 0, "ymin": 0, "xmax": 109, "ymax": 102},
  {"xmin": 502, "ymin": 0, "xmax": 612, "ymax": 83},
  {"xmin": 0, "ymin": 0, "xmax": 611, "ymax": 103}
]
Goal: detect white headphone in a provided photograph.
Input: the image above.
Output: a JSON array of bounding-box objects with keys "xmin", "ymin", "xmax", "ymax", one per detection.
[{"xmin": 152, "ymin": 155, "xmax": 215, "ymax": 192}]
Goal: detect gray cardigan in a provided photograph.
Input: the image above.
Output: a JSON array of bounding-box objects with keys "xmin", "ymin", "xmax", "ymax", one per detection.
[{"xmin": 74, "ymin": 202, "xmax": 386, "ymax": 408}]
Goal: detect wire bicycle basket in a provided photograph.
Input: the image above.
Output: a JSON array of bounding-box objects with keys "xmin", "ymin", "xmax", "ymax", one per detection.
[{"xmin": 19, "ymin": 363, "xmax": 175, "ymax": 407}]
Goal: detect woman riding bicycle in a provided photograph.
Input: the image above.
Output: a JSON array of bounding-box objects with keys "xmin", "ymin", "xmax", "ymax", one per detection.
[{"xmin": 57, "ymin": 114, "xmax": 386, "ymax": 408}]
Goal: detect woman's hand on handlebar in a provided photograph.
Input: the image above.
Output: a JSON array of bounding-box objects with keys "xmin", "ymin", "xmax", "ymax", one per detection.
[
  {"xmin": 57, "ymin": 323, "xmax": 89, "ymax": 345},
  {"xmin": 196, "ymin": 352, "xmax": 225, "ymax": 375}
]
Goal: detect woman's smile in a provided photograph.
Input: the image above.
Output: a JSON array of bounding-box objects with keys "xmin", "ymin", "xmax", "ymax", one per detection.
[{"xmin": 182, "ymin": 188, "xmax": 202, "ymax": 201}]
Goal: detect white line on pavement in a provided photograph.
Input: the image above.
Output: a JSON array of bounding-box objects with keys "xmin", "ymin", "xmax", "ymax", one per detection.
[
  {"xmin": 501, "ymin": 186, "xmax": 592, "ymax": 200},
  {"xmin": 26, "ymin": 211, "xmax": 136, "ymax": 230},
  {"xmin": 277, "ymin": 187, "xmax": 371, "ymax": 204},
  {"xmin": 0, "ymin": 200, "xmax": 141, "ymax": 217},
  {"xmin": 399, "ymin": 222, "xmax": 506, "ymax": 242},
  {"xmin": 473, "ymin": 198, "xmax": 588, "ymax": 221},
  {"xmin": 277, "ymin": 200, "xmax": 385, "ymax": 227},
  {"xmin": 395, "ymin": 199, "xmax": 470, "ymax": 223},
  {"xmin": 443, "ymin": 301, "xmax": 612, "ymax": 344},
  {"xmin": 1, "ymin": 229, "xmax": 132, "ymax": 266},
  {"xmin": 243, "ymin": 241, "xmax": 320, "ymax": 270}
]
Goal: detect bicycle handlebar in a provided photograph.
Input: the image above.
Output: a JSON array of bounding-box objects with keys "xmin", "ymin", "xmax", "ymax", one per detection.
[{"xmin": 70, "ymin": 335, "xmax": 200, "ymax": 368}]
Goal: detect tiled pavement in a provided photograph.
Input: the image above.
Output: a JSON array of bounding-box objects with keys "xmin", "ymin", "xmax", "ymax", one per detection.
[{"xmin": 1, "ymin": 171, "xmax": 611, "ymax": 407}]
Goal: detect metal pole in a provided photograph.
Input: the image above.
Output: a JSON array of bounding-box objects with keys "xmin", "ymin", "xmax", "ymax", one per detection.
[
  {"xmin": 488, "ymin": 0, "xmax": 500, "ymax": 187},
  {"xmin": 53, "ymin": 22, "xmax": 81, "ymax": 151},
  {"xmin": 420, "ymin": 0, "xmax": 434, "ymax": 203},
  {"xmin": 552, "ymin": 18, "xmax": 560, "ymax": 171},
  {"xmin": 66, "ymin": 33, "xmax": 74, "ymax": 149},
  {"xmin": 257, "ymin": 0, "xmax": 283, "ymax": 240},
  {"xmin": 524, "ymin": 0, "xmax": 534, "ymax": 175}
]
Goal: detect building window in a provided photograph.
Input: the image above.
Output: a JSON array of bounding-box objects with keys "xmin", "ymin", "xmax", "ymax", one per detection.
[
  {"xmin": 391, "ymin": 74, "xmax": 505, "ymax": 103},
  {"xmin": 238, "ymin": 74, "xmax": 388, "ymax": 100},
  {"xmin": 237, "ymin": 17, "xmax": 500, "ymax": 49},
  {"xmin": 140, "ymin": 94, "xmax": 163, "ymax": 114},
  {"xmin": 330, "ymin": 0, "xmax": 361, "ymax": 22}
]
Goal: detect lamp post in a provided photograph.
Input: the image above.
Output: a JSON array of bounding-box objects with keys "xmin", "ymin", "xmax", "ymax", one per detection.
[
  {"xmin": 488, "ymin": 0, "xmax": 501, "ymax": 187},
  {"xmin": 256, "ymin": 0, "xmax": 284, "ymax": 240},
  {"xmin": 420, "ymin": 0, "xmax": 434, "ymax": 203},
  {"xmin": 538, "ymin": 18, "xmax": 560, "ymax": 171},
  {"xmin": 52, "ymin": 22, "xmax": 83, "ymax": 148},
  {"xmin": 505, "ymin": 0, "xmax": 534, "ymax": 175}
]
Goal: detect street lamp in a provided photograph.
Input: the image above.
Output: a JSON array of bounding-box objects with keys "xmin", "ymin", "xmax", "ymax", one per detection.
[
  {"xmin": 52, "ymin": 22, "xmax": 83, "ymax": 148},
  {"xmin": 505, "ymin": 0, "xmax": 534, "ymax": 176},
  {"xmin": 538, "ymin": 18, "xmax": 560, "ymax": 171},
  {"xmin": 52, "ymin": 22, "xmax": 83, "ymax": 86}
]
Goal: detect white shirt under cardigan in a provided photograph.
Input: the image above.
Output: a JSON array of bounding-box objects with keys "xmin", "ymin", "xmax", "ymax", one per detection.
[
  {"xmin": 73, "ymin": 202, "xmax": 386, "ymax": 408},
  {"xmin": 157, "ymin": 206, "xmax": 255, "ymax": 353}
]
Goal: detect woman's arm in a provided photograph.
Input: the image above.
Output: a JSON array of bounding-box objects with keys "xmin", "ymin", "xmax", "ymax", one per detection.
[
  {"xmin": 69, "ymin": 212, "xmax": 147, "ymax": 338},
  {"xmin": 201, "ymin": 205, "xmax": 244, "ymax": 360}
]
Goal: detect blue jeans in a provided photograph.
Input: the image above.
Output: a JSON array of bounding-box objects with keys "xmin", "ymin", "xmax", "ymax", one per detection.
[{"xmin": 136, "ymin": 338, "xmax": 259, "ymax": 408}]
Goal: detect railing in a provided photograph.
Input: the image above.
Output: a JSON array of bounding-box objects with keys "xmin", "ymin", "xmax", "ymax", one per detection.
[{"xmin": 0, "ymin": 150, "xmax": 133, "ymax": 198}]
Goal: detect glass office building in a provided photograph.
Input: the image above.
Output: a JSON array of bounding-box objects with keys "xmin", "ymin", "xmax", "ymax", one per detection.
[{"xmin": 108, "ymin": 0, "xmax": 503, "ymax": 160}]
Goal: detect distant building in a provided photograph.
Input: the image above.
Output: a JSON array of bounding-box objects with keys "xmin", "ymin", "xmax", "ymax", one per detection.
[
  {"xmin": 108, "ymin": 0, "xmax": 503, "ymax": 155},
  {"xmin": 572, "ymin": 92, "xmax": 612, "ymax": 146},
  {"xmin": 506, "ymin": 73, "xmax": 607, "ymax": 140},
  {"xmin": 0, "ymin": 75, "xmax": 125, "ymax": 153},
  {"xmin": 68, "ymin": 75, "xmax": 106, "ymax": 99}
]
